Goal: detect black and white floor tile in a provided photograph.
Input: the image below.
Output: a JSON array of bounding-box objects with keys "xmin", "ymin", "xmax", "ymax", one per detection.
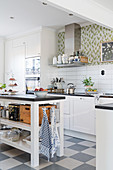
[{"xmin": 0, "ymin": 136, "xmax": 96, "ymax": 170}]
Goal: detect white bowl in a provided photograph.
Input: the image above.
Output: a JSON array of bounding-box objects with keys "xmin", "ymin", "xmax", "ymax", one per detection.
[{"xmin": 34, "ymin": 91, "xmax": 48, "ymax": 97}]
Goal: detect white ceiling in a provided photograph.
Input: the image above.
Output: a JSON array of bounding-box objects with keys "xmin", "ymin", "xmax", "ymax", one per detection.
[
  {"xmin": 92, "ymin": 0, "xmax": 113, "ymax": 12},
  {"xmin": 0, "ymin": 0, "xmax": 87, "ymax": 37}
]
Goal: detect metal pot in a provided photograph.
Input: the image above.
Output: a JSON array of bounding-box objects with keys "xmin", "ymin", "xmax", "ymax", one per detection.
[{"xmin": 67, "ymin": 83, "xmax": 76, "ymax": 94}]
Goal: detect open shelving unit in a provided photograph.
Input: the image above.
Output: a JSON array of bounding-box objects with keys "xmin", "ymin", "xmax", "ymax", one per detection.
[
  {"xmin": 0, "ymin": 96, "xmax": 64, "ymax": 168},
  {"xmin": 0, "ymin": 118, "xmax": 60, "ymax": 132},
  {"xmin": 0, "ymin": 135, "xmax": 31, "ymax": 153},
  {"xmin": 0, "ymin": 118, "xmax": 31, "ymax": 131}
]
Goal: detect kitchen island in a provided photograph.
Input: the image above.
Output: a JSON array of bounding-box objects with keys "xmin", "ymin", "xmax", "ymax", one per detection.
[
  {"xmin": 95, "ymin": 103, "xmax": 113, "ymax": 170},
  {"xmin": 0, "ymin": 94, "xmax": 65, "ymax": 168}
]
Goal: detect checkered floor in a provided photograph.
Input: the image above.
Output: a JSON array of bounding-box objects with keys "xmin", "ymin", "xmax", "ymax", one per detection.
[{"xmin": 0, "ymin": 136, "xmax": 96, "ymax": 170}]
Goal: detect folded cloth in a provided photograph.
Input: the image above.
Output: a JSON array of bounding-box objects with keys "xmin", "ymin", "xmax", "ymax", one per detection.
[
  {"xmin": 40, "ymin": 107, "xmax": 52, "ymax": 161},
  {"xmin": 50, "ymin": 107, "xmax": 60, "ymax": 158}
]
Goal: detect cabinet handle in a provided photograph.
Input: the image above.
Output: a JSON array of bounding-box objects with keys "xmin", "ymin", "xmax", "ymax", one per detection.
[
  {"xmin": 25, "ymin": 108, "xmax": 30, "ymax": 110},
  {"xmin": 80, "ymin": 98, "xmax": 83, "ymax": 100}
]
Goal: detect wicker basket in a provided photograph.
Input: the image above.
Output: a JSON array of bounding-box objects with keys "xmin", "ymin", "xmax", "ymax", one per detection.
[{"xmin": 20, "ymin": 104, "xmax": 56, "ymax": 125}]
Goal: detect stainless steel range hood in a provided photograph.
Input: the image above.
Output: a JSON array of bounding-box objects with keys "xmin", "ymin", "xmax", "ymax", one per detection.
[{"xmin": 65, "ymin": 23, "xmax": 81, "ymax": 55}]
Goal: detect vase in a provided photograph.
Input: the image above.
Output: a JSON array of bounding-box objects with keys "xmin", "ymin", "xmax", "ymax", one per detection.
[{"xmin": 84, "ymin": 86, "xmax": 92, "ymax": 94}]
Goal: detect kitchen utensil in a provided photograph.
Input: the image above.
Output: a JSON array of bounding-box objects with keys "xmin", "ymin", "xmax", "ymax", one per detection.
[
  {"xmin": 56, "ymin": 82, "xmax": 62, "ymax": 89},
  {"xmin": 67, "ymin": 83, "xmax": 76, "ymax": 94}
]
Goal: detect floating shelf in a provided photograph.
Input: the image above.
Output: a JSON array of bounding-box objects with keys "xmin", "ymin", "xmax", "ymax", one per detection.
[{"xmin": 51, "ymin": 62, "xmax": 87, "ymax": 68}]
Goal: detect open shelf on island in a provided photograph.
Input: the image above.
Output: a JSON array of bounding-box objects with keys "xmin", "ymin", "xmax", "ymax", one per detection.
[
  {"xmin": 0, "ymin": 118, "xmax": 31, "ymax": 131},
  {"xmin": 0, "ymin": 118, "xmax": 60, "ymax": 132},
  {"xmin": 0, "ymin": 135, "xmax": 31, "ymax": 153}
]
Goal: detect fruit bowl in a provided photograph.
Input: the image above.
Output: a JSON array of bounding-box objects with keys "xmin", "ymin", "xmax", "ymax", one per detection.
[{"xmin": 34, "ymin": 91, "xmax": 48, "ymax": 97}]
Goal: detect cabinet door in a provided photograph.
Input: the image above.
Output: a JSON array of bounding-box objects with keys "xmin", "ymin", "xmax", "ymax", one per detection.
[
  {"xmin": 26, "ymin": 33, "xmax": 41, "ymax": 57},
  {"xmin": 71, "ymin": 97, "xmax": 95, "ymax": 135},
  {"xmin": 63, "ymin": 97, "xmax": 70, "ymax": 129},
  {"xmin": 5, "ymin": 41, "xmax": 26, "ymax": 94},
  {"xmin": 63, "ymin": 97, "xmax": 70, "ymax": 115},
  {"xmin": 64, "ymin": 115, "xmax": 70, "ymax": 129},
  {"xmin": 12, "ymin": 37, "xmax": 27, "ymax": 47},
  {"xmin": 13, "ymin": 45, "xmax": 26, "ymax": 94}
]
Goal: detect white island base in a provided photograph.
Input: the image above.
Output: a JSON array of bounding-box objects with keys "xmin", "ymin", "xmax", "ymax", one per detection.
[
  {"xmin": 96, "ymin": 107, "xmax": 113, "ymax": 170},
  {"xmin": 0, "ymin": 95, "xmax": 65, "ymax": 168}
]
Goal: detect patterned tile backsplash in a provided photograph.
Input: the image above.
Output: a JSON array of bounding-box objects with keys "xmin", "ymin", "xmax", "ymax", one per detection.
[
  {"xmin": 81, "ymin": 24, "xmax": 113, "ymax": 65},
  {"xmin": 57, "ymin": 24, "xmax": 113, "ymax": 64},
  {"xmin": 48, "ymin": 24, "xmax": 113, "ymax": 92},
  {"xmin": 58, "ymin": 32, "xmax": 65, "ymax": 55}
]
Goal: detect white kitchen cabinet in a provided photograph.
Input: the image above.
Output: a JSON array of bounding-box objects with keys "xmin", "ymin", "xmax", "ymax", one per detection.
[
  {"xmin": 99, "ymin": 97, "xmax": 113, "ymax": 104},
  {"xmin": 5, "ymin": 41, "xmax": 26, "ymax": 94},
  {"xmin": 26, "ymin": 33, "xmax": 41, "ymax": 58},
  {"xmin": 64, "ymin": 115, "xmax": 70, "ymax": 130},
  {"xmin": 50, "ymin": 94, "xmax": 96, "ymax": 135},
  {"xmin": 63, "ymin": 97, "xmax": 70, "ymax": 115},
  {"xmin": 12, "ymin": 37, "xmax": 27, "ymax": 47},
  {"xmin": 70, "ymin": 97, "xmax": 95, "ymax": 135},
  {"xmin": 12, "ymin": 32, "xmax": 41, "ymax": 58},
  {"xmin": 0, "ymin": 38, "xmax": 5, "ymax": 83},
  {"xmin": 64, "ymin": 97, "xmax": 71, "ymax": 130},
  {"xmin": 5, "ymin": 28, "xmax": 57, "ymax": 93}
]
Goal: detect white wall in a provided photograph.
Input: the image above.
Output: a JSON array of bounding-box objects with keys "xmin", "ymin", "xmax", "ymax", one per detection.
[
  {"xmin": 0, "ymin": 38, "xmax": 5, "ymax": 83},
  {"xmin": 40, "ymin": 28, "xmax": 57, "ymax": 88}
]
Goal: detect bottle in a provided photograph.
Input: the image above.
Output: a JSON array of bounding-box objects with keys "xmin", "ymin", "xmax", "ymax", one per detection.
[
  {"xmin": 58, "ymin": 55, "xmax": 62, "ymax": 64},
  {"xmin": 53, "ymin": 56, "xmax": 57, "ymax": 65}
]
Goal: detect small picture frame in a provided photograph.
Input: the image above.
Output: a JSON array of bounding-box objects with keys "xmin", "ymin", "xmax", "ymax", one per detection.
[{"xmin": 101, "ymin": 41, "xmax": 113, "ymax": 62}]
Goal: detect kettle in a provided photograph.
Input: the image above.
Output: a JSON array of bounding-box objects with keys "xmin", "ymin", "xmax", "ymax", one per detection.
[{"xmin": 67, "ymin": 83, "xmax": 76, "ymax": 94}]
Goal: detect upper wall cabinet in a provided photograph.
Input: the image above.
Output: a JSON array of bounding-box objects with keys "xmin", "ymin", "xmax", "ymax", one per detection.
[
  {"xmin": 26, "ymin": 32, "xmax": 41, "ymax": 58},
  {"xmin": 12, "ymin": 32, "xmax": 41, "ymax": 58},
  {"xmin": 12, "ymin": 37, "xmax": 27, "ymax": 47}
]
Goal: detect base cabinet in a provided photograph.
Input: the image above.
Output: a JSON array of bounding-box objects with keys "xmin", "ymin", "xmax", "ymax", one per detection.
[
  {"xmin": 63, "ymin": 96, "xmax": 95, "ymax": 135},
  {"xmin": 50, "ymin": 94, "xmax": 96, "ymax": 136},
  {"xmin": 63, "ymin": 97, "xmax": 71, "ymax": 130},
  {"xmin": 64, "ymin": 115, "xmax": 70, "ymax": 129},
  {"xmin": 70, "ymin": 97, "xmax": 95, "ymax": 135}
]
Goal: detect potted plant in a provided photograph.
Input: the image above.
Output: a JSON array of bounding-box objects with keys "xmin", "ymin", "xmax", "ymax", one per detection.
[
  {"xmin": 0, "ymin": 83, "xmax": 6, "ymax": 92},
  {"xmin": 82, "ymin": 77, "xmax": 94, "ymax": 92}
]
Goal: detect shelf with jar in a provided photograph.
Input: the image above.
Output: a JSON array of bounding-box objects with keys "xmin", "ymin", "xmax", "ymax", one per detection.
[{"xmin": 52, "ymin": 52, "xmax": 88, "ymax": 68}]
